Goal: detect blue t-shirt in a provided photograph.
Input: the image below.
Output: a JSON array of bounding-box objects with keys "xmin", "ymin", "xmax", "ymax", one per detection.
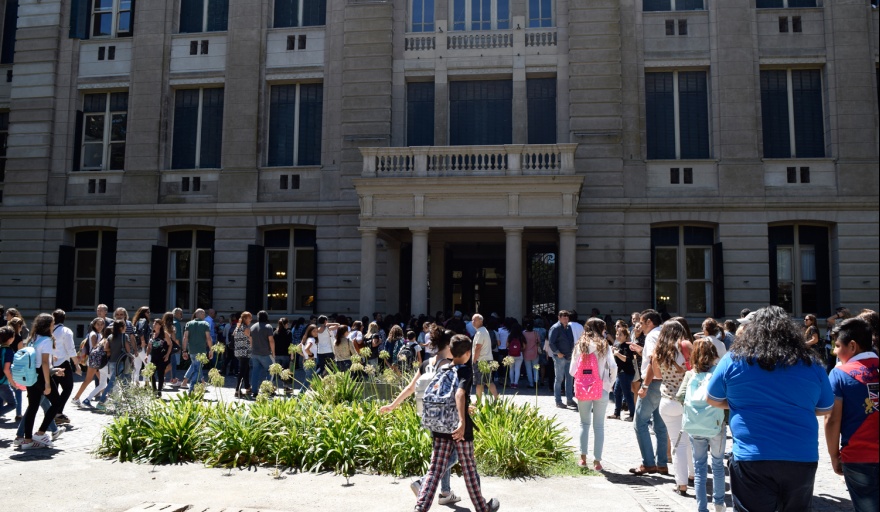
[
  {"xmin": 707, "ymin": 352, "xmax": 834, "ymax": 462},
  {"xmin": 0, "ymin": 345, "xmax": 15, "ymax": 385},
  {"xmin": 827, "ymin": 353, "xmax": 879, "ymax": 463}
]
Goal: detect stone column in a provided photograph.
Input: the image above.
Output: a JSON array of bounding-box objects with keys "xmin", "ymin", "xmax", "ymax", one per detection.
[
  {"xmin": 558, "ymin": 227, "xmax": 577, "ymax": 310},
  {"xmin": 359, "ymin": 228, "xmax": 378, "ymax": 318},
  {"xmin": 429, "ymin": 241, "xmax": 446, "ymax": 315},
  {"xmin": 385, "ymin": 240, "xmax": 400, "ymax": 314},
  {"xmin": 505, "ymin": 227, "xmax": 524, "ymax": 320},
  {"xmin": 411, "ymin": 228, "xmax": 430, "ymax": 315}
]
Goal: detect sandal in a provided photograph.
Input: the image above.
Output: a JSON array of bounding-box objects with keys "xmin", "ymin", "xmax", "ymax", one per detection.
[
  {"xmin": 674, "ymin": 486, "xmax": 688, "ymax": 496},
  {"xmin": 593, "ymin": 460, "xmax": 603, "ymax": 471},
  {"xmin": 577, "ymin": 459, "xmax": 587, "ymax": 467},
  {"xmin": 629, "ymin": 465, "xmax": 657, "ymax": 475}
]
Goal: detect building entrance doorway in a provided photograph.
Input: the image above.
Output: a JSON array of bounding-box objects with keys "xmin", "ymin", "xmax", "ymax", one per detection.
[{"xmin": 446, "ymin": 244, "xmax": 506, "ymax": 316}]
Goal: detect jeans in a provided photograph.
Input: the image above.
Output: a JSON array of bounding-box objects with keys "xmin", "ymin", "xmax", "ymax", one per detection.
[
  {"xmin": 659, "ymin": 397, "xmax": 692, "ymax": 486},
  {"xmin": 691, "ymin": 431, "xmax": 727, "ymax": 512},
  {"xmin": 17, "ymin": 396, "xmax": 58, "ymax": 436},
  {"xmin": 633, "ymin": 380, "xmax": 668, "ymax": 468},
  {"xmin": 14, "ymin": 387, "xmax": 22, "ymax": 416},
  {"xmin": 250, "ymin": 354, "xmax": 274, "ymax": 392},
  {"xmin": 85, "ymin": 366, "xmax": 109, "ymax": 402},
  {"xmin": 168, "ymin": 352, "xmax": 180, "ymax": 381},
  {"xmin": 316, "ymin": 352, "xmax": 333, "ymax": 376},
  {"xmin": 508, "ymin": 355, "xmax": 523, "ymax": 385},
  {"xmin": 577, "ymin": 394, "xmax": 610, "ymax": 461},
  {"xmin": 132, "ymin": 351, "xmax": 147, "ymax": 385},
  {"xmin": 553, "ymin": 356, "xmax": 573, "ymax": 404},
  {"xmin": 0, "ymin": 384, "xmax": 16, "ymax": 416},
  {"xmin": 183, "ymin": 358, "xmax": 204, "ymax": 392},
  {"xmin": 729, "ymin": 459, "xmax": 817, "ymax": 512},
  {"xmin": 842, "ymin": 463, "xmax": 879, "ymax": 512},
  {"xmin": 275, "ymin": 355, "xmax": 291, "ymax": 389},
  {"xmin": 613, "ymin": 372, "xmax": 636, "ymax": 416},
  {"xmin": 523, "ymin": 358, "xmax": 539, "ymax": 387},
  {"xmin": 99, "ymin": 364, "xmax": 118, "ymax": 402}
]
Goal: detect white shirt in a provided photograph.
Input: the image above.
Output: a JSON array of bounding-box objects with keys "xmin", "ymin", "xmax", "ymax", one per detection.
[
  {"xmin": 641, "ymin": 326, "xmax": 662, "ymax": 374},
  {"xmin": 570, "ymin": 322, "xmax": 585, "ymax": 345},
  {"xmin": 497, "ymin": 327, "xmax": 509, "ymax": 350},
  {"xmin": 34, "ymin": 335, "xmax": 54, "ymax": 369},
  {"xmin": 474, "ymin": 326, "xmax": 493, "ymax": 362},
  {"xmin": 348, "ymin": 330, "xmax": 363, "ymax": 347},
  {"xmin": 569, "ymin": 341, "xmax": 617, "ymax": 392},
  {"xmin": 316, "ymin": 326, "xmax": 334, "ymax": 354},
  {"xmin": 302, "ymin": 337, "xmax": 316, "ymax": 359},
  {"xmin": 52, "ymin": 324, "xmax": 77, "ymax": 364},
  {"xmin": 709, "ymin": 334, "xmax": 727, "ymax": 359}
]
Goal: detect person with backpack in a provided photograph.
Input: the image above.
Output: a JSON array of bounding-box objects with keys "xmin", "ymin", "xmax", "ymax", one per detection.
[
  {"xmin": 569, "ymin": 318, "xmax": 616, "ymax": 470},
  {"xmin": 413, "ymin": 334, "xmax": 500, "ymax": 512},
  {"xmin": 0, "ymin": 326, "xmax": 17, "ymax": 417},
  {"xmin": 71, "ymin": 317, "xmax": 106, "ymax": 407},
  {"xmin": 643, "ymin": 319, "xmax": 693, "ymax": 495},
  {"xmin": 16, "ymin": 313, "xmax": 64, "ymax": 450},
  {"xmin": 676, "ymin": 338, "xmax": 726, "ymax": 512},
  {"xmin": 394, "ymin": 330, "xmax": 423, "ymax": 372},
  {"xmin": 380, "ymin": 328, "xmax": 463, "ymax": 506},
  {"xmin": 506, "ymin": 322, "xmax": 526, "ymax": 389},
  {"xmin": 50, "ymin": 309, "xmax": 78, "ymax": 426}
]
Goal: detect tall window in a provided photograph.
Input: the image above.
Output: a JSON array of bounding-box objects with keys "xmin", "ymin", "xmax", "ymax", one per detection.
[
  {"xmin": 0, "ymin": 112, "xmax": 8, "ymax": 183},
  {"xmin": 643, "ymin": 0, "xmax": 704, "ymax": 11},
  {"xmin": 769, "ymin": 225, "xmax": 830, "ymax": 316},
  {"xmin": 652, "ymin": 226, "xmax": 721, "ymax": 316},
  {"xmin": 527, "ymin": 77, "xmax": 556, "ymax": 144},
  {"xmin": 761, "ymin": 69, "xmax": 824, "ymax": 159},
  {"xmin": 81, "ymin": 92, "xmax": 128, "ymax": 171},
  {"xmin": 274, "ymin": 0, "xmax": 327, "ymax": 28},
  {"xmin": 264, "ymin": 229, "xmax": 316, "ymax": 312},
  {"xmin": 1, "ymin": 0, "xmax": 18, "ymax": 63},
  {"xmin": 756, "ymin": 0, "xmax": 816, "ymax": 8},
  {"xmin": 411, "ymin": 0, "xmax": 435, "ymax": 32},
  {"xmin": 168, "ymin": 230, "xmax": 214, "ymax": 311},
  {"xmin": 451, "ymin": 0, "xmax": 510, "ymax": 31},
  {"xmin": 172, "ymin": 88, "xmax": 224, "ymax": 169},
  {"xmin": 268, "ymin": 83, "xmax": 323, "ymax": 167},
  {"xmin": 91, "ymin": 0, "xmax": 133, "ymax": 38},
  {"xmin": 179, "ymin": 0, "xmax": 229, "ymax": 33},
  {"xmin": 407, "ymin": 82, "xmax": 434, "ymax": 146},
  {"xmin": 72, "ymin": 230, "xmax": 117, "ymax": 309},
  {"xmin": 449, "ymin": 80, "xmax": 512, "ymax": 145},
  {"xmin": 528, "ymin": 0, "xmax": 552, "ymax": 27},
  {"xmin": 646, "ymin": 71, "xmax": 709, "ymax": 160}
]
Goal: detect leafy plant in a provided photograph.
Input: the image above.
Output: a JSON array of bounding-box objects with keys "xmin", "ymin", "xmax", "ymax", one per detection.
[
  {"xmin": 140, "ymin": 397, "xmax": 207, "ymax": 464},
  {"xmin": 204, "ymin": 404, "xmax": 275, "ymax": 468},
  {"xmin": 307, "ymin": 368, "xmax": 364, "ymax": 405},
  {"xmin": 96, "ymin": 414, "xmax": 149, "ymax": 462},
  {"xmin": 104, "ymin": 380, "xmax": 156, "ymax": 418},
  {"xmin": 365, "ymin": 402, "xmax": 431, "ymax": 477}
]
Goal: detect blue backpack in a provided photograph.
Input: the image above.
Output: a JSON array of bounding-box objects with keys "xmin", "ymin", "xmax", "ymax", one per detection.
[
  {"xmin": 421, "ymin": 364, "xmax": 461, "ymax": 434},
  {"xmin": 11, "ymin": 342, "xmax": 38, "ymax": 388},
  {"xmin": 682, "ymin": 369, "xmax": 725, "ymax": 438}
]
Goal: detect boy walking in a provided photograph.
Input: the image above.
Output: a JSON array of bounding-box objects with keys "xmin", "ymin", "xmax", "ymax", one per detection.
[{"xmin": 415, "ymin": 334, "xmax": 499, "ymax": 512}]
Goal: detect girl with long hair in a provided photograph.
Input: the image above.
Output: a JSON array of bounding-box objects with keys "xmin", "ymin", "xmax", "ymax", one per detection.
[
  {"xmin": 569, "ymin": 317, "xmax": 616, "ymax": 470},
  {"xmin": 19, "ymin": 314, "xmax": 62, "ymax": 449},
  {"xmin": 652, "ymin": 320, "xmax": 694, "ymax": 495},
  {"xmin": 160, "ymin": 312, "xmax": 180, "ymax": 384},
  {"xmin": 131, "ymin": 306, "xmax": 151, "ymax": 386},
  {"xmin": 300, "ymin": 324, "xmax": 318, "ymax": 389},
  {"xmin": 71, "ymin": 317, "xmax": 107, "ymax": 407},
  {"xmin": 609, "ymin": 320, "xmax": 637, "ymax": 421},
  {"xmin": 146, "ymin": 319, "xmax": 170, "ymax": 397},
  {"xmin": 332, "ymin": 324, "xmax": 355, "ymax": 371},
  {"xmin": 522, "ymin": 319, "xmax": 540, "ymax": 388},
  {"xmin": 233, "ymin": 311, "xmax": 253, "ymax": 398}
]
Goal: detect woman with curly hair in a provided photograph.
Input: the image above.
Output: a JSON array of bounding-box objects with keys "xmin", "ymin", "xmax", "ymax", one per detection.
[
  {"xmin": 707, "ymin": 306, "xmax": 834, "ymax": 511},
  {"xmin": 644, "ymin": 319, "xmax": 693, "ymax": 494}
]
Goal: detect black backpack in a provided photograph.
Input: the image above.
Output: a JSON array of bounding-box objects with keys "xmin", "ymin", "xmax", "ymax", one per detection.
[{"xmin": 397, "ymin": 341, "xmax": 418, "ymax": 369}]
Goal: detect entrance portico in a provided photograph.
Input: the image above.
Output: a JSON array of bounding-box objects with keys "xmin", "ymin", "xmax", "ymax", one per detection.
[{"xmin": 354, "ymin": 144, "xmax": 582, "ymax": 318}]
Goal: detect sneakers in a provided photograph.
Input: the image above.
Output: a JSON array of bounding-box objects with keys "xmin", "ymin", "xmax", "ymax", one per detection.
[
  {"xmin": 12, "ymin": 437, "xmax": 23, "ymax": 448},
  {"xmin": 71, "ymin": 399, "xmax": 82, "ymax": 408},
  {"xmin": 438, "ymin": 491, "xmax": 461, "ymax": 505},
  {"xmin": 51, "ymin": 430, "xmax": 63, "ymax": 441},
  {"xmin": 54, "ymin": 414, "xmax": 71, "ymax": 425},
  {"xmin": 82, "ymin": 399, "xmax": 91, "ymax": 408},
  {"xmin": 32, "ymin": 432, "xmax": 53, "ymax": 449},
  {"xmin": 20, "ymin": 440, "xmax": 50, "ymax": 450},
  {"xmin": 410, "ymin": 479, "xmax": 422, "ymax": 497},
  {"xmin": 487, "ymin": 498, "xmax": 500, "ymax": 512},
  {"xmin": 95, "ymin": 403, "xmax": 107, "ymax": 412},
  {"xmin": 714, "ymin": 505, "xmax": 726, "ymax": 512}
]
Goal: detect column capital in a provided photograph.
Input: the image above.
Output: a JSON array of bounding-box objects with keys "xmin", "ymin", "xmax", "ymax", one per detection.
[
  {"xmin": 410, "ymin": 227, "xmax": 430, "ymax": 236},
  {"xmin": 503, "ymin": 226, "xmax": 525, "ymax": 234},
  {"xmin": 358, "ymin": 226, "xmax": 379, "ymax": 235},
  {"xmin": 558, "ymin": 226, "xmax": 578, "ymax": 235}
]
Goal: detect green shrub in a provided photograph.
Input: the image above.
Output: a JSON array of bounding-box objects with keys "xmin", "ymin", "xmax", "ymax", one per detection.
[
  {"xmin": 365, "ymin": 402, "xmax": 431, "ymax": 477},
  {"xmin": 307, "ymin": 369, "xmax": 364, "ymax": 405},
  {"xmin": 204, "ymin": 404, "xmax": 276, "ymax": 468},
  {"xmin": 140, "ymin": 397, "xmax": 207, "ymax": 464},
  {"xmin": 472, "ymin": 398, "xmax": 573, "ymax": 478},
  {"xmin": 97, "ymin": 414, "xmax": 149, "ymax": 462}
]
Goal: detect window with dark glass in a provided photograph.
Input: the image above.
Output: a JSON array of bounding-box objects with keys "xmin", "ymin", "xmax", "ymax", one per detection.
[
  {"xmin": 71, "ymin": 230, "xmax": 117, "ymax": 309},
  {"xmin": 406, "ymin": 82, "xmax": 434, "ymax": 146},
  {"xmin": 274, "ymin": 0, "xmax": 327, "ymax": 28},
  {"xmin": 451, "ymin": 0, "xmax": 510, "ymax": 31},
  {"xmin": 527, "ymin": 77, "xmax": 556, "ymax": 144},
  {"xmin": 172, "ymin": 88, "xmax": 224, "ymax": 169},
  {"xmin": 263, "ymin": 228, "xmax": 316, "ymax": 312},
  {"xmin": 179, "ymin": 0, "xmax": 229, "ymax": 33},
  {"xmin": 652, "ymin": 226, "xmax": 723, "ymax": 317},
  {"xmin": 528, "ymin": 0, "xmax": 552, "ymax": 27},
  {"xmin": 168, "ymin": 230, "xmax": 214, "ymax": 311},
  {"xmin": 81, "ymin": 92, "xmax": 128, "ymax": 171},
  {"xmin": 760, "ymin": 69, "xmax": 824, "ymax": 158},
  {"xmin": 0, "ymin": 112, "xmax": 7, "ymax": 183},
  {"xmin": 644, "ymin": 0, "xmax": 704, "ymax": 11},
  {"xmin": 646, "ymin": 71, "xmax": 709, "ymax": 160},
  {"xmin": 449, "ymin": 80, "xmax": 512, "ymax": 145},
  {"xmin": 756, "ymin": 0, "xmax": 816, "ymax": 8},
  {"xmin": 268, "ymin": 83, "xmax": 323, "ymax": 167},
  {"xmin": 769, "ymin": 225, "xmax": 830, "ymax": 316},
  {"xmin": 411, "ymin": 0, "xmax": 435, "ymax": 32},
  {"xmin": 1, "ymin": 0, "xmax": 18, "ymax": 63},
  {"xmin": 90, "ymin": 0, "xmax": 133, "ymax": 38}
]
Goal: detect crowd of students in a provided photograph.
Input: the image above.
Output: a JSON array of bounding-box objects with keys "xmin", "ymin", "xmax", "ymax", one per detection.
[{"xmin": 2, "ymin": 303, "xmax": 877, "ymax": 512}]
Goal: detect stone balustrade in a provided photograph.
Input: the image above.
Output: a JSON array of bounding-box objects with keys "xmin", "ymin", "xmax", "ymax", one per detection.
[
  {"xmin": 360, "ymin": 144, "xmax": 578, "ymax": 177},
  {"xmin": 524, "ymin": 30, "xmax": 558, "ymax": 47},
  {"xmin": 405, "ymin": 35, "xmax": 436, "ymax": 51},
  {"xmin": 447, "ymin": 32, "xmax": 514, "ymax": 50}
]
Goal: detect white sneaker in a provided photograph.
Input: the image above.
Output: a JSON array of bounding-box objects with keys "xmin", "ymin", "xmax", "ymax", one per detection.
[
  {"xmin": 32, "ymin": 433, "xmax": 53, "ymax": 449},
  {"xmin": 438, "ymin": 491, "xmax": 461, "ymax": 505},
  {"xmin": 51, "ymin": 430, "xmax": 63, "ymax": 441},
  {"xmin": 20, "ymin": 440, "xmax": 49, "ymax": 450},
  {"xmin": 714, "ymin": 505, "xmax": 726, "ymax": 512},
  {"xmin": 12, "ymin": 437, "xmax": 24, "ymax": 448},
  {"xmin": 71, "ymin": 399, "xmax": 82, "ymax": 408},
  {"xmin": 487, "ymin": 498, "xmax": 500, "ymax": 512},
  {"xmin": 410, "ymin": 479, "xmax": 422, "ymax": 497}
]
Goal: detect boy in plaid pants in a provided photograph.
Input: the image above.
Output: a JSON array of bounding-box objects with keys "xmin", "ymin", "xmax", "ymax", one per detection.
[{"xmin": 415, "ymin": 335, "xmax": 500, "ymax": 512}]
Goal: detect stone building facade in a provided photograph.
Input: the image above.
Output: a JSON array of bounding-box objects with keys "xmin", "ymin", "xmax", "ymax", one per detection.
[{"xmin": 0, "ymin": 0, "xmax": 877, "ymax": 334}]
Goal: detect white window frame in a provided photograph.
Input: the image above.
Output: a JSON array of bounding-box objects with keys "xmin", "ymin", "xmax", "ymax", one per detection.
[
  {"xmin": 168, "ymin": 234, "xmax": 213, "ymax": 312},
  {"xmin": 264, "ymin": 229, "xmax": 316, "ymax": 313},
  {"xmin": 92, "ymin": 0, "xmax": 133, "ymax": 38},
  {"xmin": 527, "ymin": 0, "xmax": 553, "ymax": 28},
  {"xmin": 654, "ymin": 226, "xmax": 714, "ymax": 316},
  {"xmin": 74, "ymin": 246, "xmax": 101, "ymax": 310},
  {"xmin": 82, "ymin": 92, "xmax": 127, "ymax": 171},
  {"xmin": 776, "ymin": 237, "xmax": 817, "ymax": 316},
  {"xmin": 450, "ymin": 0, "xmax": 510, "ymax": 31},
  {"xmin": 410, "ymin": 0, "xmax": 435, "ymax": 32}
]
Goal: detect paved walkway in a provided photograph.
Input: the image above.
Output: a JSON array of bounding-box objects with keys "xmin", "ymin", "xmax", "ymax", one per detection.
[{"xmin": 0, "ymin": 373, "xmax": 855, "ymax": 512}]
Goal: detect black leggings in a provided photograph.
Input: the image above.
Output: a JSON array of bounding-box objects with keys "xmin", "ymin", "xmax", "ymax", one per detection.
[
  {"xmin": 24, "ymin": 371, "xmax": 61, "ymax": 440},
  {"xmin": 151, "ymin": 358, "xmax": 168, "ymax": 393},
  {"xmin": 237, "ymin": 357, "xmax": 250, "ymax": 393},
  {"xmin": 55, "ymin": 361, "xmax": 75, "ymax": 415}
]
